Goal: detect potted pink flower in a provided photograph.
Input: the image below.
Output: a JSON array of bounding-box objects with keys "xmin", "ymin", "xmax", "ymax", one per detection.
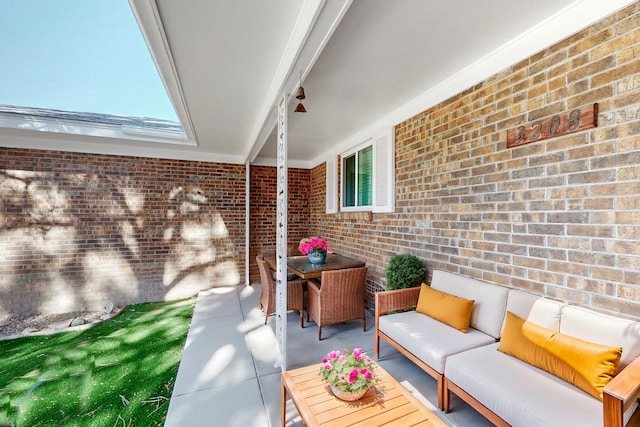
[
  {"xmin": 298, "ymin": 236, "xmax": 332, "ymax": 264},
  {"xmin": 319, "ymin": 348, "xmax": 379, "ymax": 401}
]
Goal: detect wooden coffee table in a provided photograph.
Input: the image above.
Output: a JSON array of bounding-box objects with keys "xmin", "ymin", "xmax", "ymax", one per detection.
[{"xmin": 281, "ymin": 363, "xmax": 448, "ymax": 426}]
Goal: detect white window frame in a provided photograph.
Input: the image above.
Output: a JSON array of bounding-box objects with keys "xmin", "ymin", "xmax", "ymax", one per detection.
[
  {"xmin": 341, "ymin": 142, "xmax": 372, "ymax": 211},
  {"xmin": 335, "ymin": 127, "xmax": 394, "ymax": 213}
]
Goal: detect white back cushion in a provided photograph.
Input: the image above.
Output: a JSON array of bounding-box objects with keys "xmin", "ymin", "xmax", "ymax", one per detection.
[
  {"xmin": 505, "ymin": 290, "xmax": 564, "ymax": 332},
  {"xmin": 431, "ymin": 270, "xmax": 509, "ymax": 339},
  {"xmin": 561, "ymin": 305, "xmax": 640, "ymax": 369},
  {"xmin": 528, "ymin": 298, "xmax": 564, "ymax": 331}
]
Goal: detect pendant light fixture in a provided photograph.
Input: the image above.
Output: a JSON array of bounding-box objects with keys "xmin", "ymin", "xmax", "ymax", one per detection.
[{"xmin": 294, "ymin": 71, "xmax": 306, "ymax": 113}]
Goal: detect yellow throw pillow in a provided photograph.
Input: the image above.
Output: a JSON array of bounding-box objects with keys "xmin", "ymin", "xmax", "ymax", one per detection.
[
  {"xmin": 498, "ymin": 311, "xmax": 622, "ymax": 400},
  {"xmin": 416, "ymin": 284, "xmax": 474, "ymax": 333}
]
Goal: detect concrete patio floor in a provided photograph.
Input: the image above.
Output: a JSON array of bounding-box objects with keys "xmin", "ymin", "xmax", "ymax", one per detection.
[{"xmin": 164, "ymin": 285, "xmax": 492, "ymax": 427}]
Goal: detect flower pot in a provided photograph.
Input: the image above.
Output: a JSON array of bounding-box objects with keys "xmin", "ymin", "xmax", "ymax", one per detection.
[
  {"xmin": 308, "ymin": 251, "xmax": 326, "ymax": 264},
  {"xmin": 329, "ymin": 384, "xmax": 370, "ymax": 401}
]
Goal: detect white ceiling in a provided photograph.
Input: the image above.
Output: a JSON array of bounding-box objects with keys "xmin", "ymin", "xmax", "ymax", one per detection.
[{"xmin": 1, "ymin": 0, "xmax": 635, "ymax": 168}]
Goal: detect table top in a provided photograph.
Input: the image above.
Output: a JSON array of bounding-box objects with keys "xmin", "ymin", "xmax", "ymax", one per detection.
[
  {"xmin": 265, "ymin": 253, "xmax": 366, "ymax": 279},
  {"xmin": 281, "ymin": 363, "xmax": 447, "ymax": 427}
]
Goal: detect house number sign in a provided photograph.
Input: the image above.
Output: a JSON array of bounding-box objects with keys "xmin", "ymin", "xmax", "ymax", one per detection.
[{"xmin": 507, "ymin": 103, "xmax": 598, "ymax": 148}]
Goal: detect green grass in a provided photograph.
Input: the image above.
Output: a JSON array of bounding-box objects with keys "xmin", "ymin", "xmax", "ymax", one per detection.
[{"xmin": 0, "ymin": 298, "xmax": 195, "ymax": 427}]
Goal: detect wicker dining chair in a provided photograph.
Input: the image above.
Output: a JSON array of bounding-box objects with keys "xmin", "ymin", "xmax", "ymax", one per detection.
[
  {"xmin": 306, "ymin": 267, "xmax": 368, "ymax": 340},
  {"xmin": 256, "ymin": 255, "xmax": 306, "ymax": 327}
]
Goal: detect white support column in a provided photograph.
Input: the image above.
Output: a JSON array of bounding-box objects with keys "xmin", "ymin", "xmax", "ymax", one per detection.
[
  {"xmin": 275, "ymin": 93, "xmax": 288, "ymax": 370},
  {"xmin": 245, "ymin": 161, "xmax": 250, "ymax": 286}
]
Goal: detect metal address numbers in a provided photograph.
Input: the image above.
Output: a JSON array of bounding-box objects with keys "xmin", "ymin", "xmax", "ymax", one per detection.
[{"xmin": 507, "ymin": 103, "xmax": 598, "ymax": 148}]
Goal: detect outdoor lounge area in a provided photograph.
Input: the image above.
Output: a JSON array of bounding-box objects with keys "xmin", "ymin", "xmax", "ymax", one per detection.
[
  {"xmin": 162, "ymin": 262, "xmax": 640, "ymax": 426},
  {"xmin": 163, "ymin": 284, "xmax": 492, "ymax": 426},
  {"xmin": 1, "ymin": 1, "xmax": 640, "ymax": 426}
]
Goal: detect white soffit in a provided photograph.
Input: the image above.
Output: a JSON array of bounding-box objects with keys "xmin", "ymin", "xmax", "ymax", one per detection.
[
  {"xmin": 311, "ymin": 0, "xmax": 637, "ymax": 167},
  {"xmin": 244, "ymin": 0, "xmax": 351, "ymax": 164}
]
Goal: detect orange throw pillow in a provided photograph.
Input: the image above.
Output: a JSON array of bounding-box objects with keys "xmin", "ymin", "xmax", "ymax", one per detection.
[
  {"xmin": 416, "ymin": 284, "xmax": 474, "ymax": 333},
  {"xmin": 498, "ymin": 311, "xmax": 622, "ymax": 400}
]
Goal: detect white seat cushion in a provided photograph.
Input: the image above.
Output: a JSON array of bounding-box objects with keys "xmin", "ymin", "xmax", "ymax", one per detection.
[
  {"xmin": 378, "ymin": 311, "xmax": 495, "ymax": 373},
  {"xmin": 445, "ymin": 343, "xmax": 602, "ymax": 427}
]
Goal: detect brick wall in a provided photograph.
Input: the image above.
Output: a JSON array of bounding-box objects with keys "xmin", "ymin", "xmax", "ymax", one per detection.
[
  {"xmin": 0, "ymin": 149, "xmax": 246, "ymax": 317},
  {"xmin": 1, "ymin": 5, "xmax": 638, "ymax": 320},
  {"xmin": 249, "ymin": 166, "xmax": 310, "ymax": 283},
  {"xmin": 310, "ymin": 3, "xmax": 640, "ymax": 317}
]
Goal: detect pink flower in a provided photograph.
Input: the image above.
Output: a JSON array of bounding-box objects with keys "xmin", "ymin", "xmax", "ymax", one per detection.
[
  {"xmin": 348, "ymin": 369, "xmax": 359, "ymax": 383},
  {"xmin": 323, "ymin": 362, "xmax": 332, "ymax": 371},
  {"xmin": 298, "ymin": 236, "xmax": 332, "ymax": 255},
  {"xmin": 353, "ymin": 348, "xmax": 363, "ymax": 360},
  {"xmin": 327, "ymin": 350, "xmax": 340, "ymax": 360},
  {"xmin": 339, "ymin": 374, "xmax": 346, "ymax": 382}
]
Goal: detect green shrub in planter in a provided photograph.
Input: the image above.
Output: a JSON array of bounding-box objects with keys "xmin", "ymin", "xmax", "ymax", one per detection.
[{"xmin": 385, "ymin": 254, "xmax": 426, "ymax": 290}]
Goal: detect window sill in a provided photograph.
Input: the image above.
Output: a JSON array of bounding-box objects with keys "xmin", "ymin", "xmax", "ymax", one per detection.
[{"xmin": 335, "ymin": 211, "xmax": 374, "ymax": 222}]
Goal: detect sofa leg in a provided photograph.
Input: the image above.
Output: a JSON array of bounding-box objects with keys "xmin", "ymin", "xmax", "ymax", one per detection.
[
  {"xmin": 374, "ymin": 333, "xmax": 380, "ymax": 360},
  {"xmin": 318, "ymin": 326, "xmax": 323, "ymax": 341},
  {"xmin": 437, "ymin": 376, "xmax": 445, "ymax": 411},
  {"xmin": 443, "ymin": 380, "xmax": 451, "ymax": 413}
]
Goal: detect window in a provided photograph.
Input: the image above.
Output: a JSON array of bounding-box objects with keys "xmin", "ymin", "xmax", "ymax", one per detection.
[
  {"xmin": 326, "ymin": 127, "xmax": 394, "ymax": 213},
  {"xmin": 343, "ymin": 145, "xmax": 373, "ymax": 208}
]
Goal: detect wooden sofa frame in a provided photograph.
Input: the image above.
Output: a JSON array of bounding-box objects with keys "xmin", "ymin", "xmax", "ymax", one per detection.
[
  {"xmin": 374, "ymin": 287, "xmax": 640, "ymax": 427},
  {"xmin": 373, "ymin": 287, "xmax": 452, "ymax": 407}
]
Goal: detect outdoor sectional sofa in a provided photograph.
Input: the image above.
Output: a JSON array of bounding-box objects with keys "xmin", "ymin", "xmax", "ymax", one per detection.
[{"xmin": 374, "ymin": 270, "xmax": 640, "ymax": 427}]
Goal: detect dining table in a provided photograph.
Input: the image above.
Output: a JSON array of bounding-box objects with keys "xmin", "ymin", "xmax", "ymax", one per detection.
[{"xmin": 264, "ymin": 252, "xmax": 365, "ymax": 280}]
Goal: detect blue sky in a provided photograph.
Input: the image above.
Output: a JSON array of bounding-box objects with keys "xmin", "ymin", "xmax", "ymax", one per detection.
[{"xmin": 0, "ymin": 0, "xmax": 178, "ymax": 122}]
